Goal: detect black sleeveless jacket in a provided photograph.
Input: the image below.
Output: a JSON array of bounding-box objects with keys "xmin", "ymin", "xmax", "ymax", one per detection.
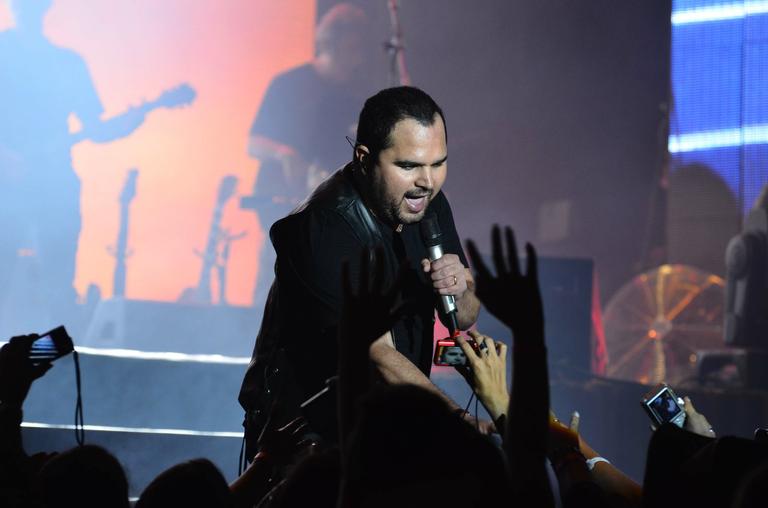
[{"xmin": 237, "ymin": 164, "xmax": 383, "ymax": 439}]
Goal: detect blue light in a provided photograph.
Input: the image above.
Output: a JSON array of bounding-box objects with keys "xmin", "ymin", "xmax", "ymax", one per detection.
[
  {"xmin": 671, "ymin": 0, "xmax": 768, "ymax": 212},
  {"xmin": 672, "ymin": 1, "xmax": 768, "ymax": 25},
  {"xmin": 669, "ymin": 124, "xmax": 768, "ymax": 153}
]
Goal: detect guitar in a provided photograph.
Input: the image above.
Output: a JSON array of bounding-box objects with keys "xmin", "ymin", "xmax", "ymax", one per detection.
[
  {"xmin": 109, "ymin": 169, "xmax": 138, "ymax": 298},
  {"xmin": 0, "ymin": 83, "xmax": 196, "ymax": 172},
  {"xmin": 178, "ymin": 175, "xmax": 239, "ymax": 305},
  {"xmin": 71, "ymin": 83, "xmax": 196, "ymax": 144}
]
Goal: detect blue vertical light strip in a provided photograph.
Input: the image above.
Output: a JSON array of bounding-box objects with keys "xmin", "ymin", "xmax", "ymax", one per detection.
[{"xmin": 670, "ymin": 0, "xmax": 768, "ymax": 212}]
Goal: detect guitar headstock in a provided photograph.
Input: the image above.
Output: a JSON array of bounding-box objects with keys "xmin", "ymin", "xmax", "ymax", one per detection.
[
  {"xmin": 217, "ymin": 175, "xmax": 239, "ymax": 206},
  {"xmin": 152, "ymin": 83, "xmax": 197, "ymax": 110},
  {"xmin": 119, "ymin": 169, "xmax": 139, "ymax": 206}
]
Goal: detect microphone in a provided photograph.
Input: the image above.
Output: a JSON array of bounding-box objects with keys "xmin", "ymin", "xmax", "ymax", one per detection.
[{"xmin": 420, "ymin": 213, "xmax": 460, "ymax": 335}]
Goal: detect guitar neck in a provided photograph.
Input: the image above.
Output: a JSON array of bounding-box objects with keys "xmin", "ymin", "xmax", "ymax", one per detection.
[
  {"xmin": 196, "ymin": 204, "xmax": 227, "ymax": 300},
  {"xmin": 113, "ymin": 203, "xmax": 131, "ymax": 298}
]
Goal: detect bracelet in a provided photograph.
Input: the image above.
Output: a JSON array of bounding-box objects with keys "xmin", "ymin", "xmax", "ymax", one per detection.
[{"xmin": 586, "ymin": 456, "xmax": 610, "ymax": 471}]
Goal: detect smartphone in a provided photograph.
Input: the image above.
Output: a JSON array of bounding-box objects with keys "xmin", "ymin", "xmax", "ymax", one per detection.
[
  {"xmin": 641, "ymin": 384, "xmax": 686, "ymax": 428},
  {"xmin": 29, "ymin": 326, "xmax": 74, "ymax": 365}
]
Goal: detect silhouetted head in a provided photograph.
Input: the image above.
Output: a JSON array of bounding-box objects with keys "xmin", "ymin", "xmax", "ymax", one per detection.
[
  {"xmin": 314, "ymin": 3, "xmax": 368, "ymax": 82},
  {"xmin": 354, "ymin": 87, "xmax": 448, "ymax": 225},
  {"xmin": 732, "ymin": 460, "xmax": 768, "ymax": 508},
  {"xmin": 10, "ymin": 0, "xmax": 52, "ymax": 32},
  {"xmin": 345, "ymin": 384, "xmax": 509, "ymax": 506},
  {"xmin": 37, "ymin": 444, "xmax": 129, "ymax": 508},
  {"xmin": 136, "ymin": 458, "xmax": 233, "ymax": 508}
]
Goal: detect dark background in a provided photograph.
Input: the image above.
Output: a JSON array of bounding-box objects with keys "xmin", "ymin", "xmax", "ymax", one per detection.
[{"xmin": 319, "ymin": 0, "xmax": 672, "ymax": 301}]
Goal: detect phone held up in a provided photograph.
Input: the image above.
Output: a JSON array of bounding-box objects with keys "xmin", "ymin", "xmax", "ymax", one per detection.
[
  {"xmin": 434, "ymin": 335, "xmax": 500, "ymax": 367},
  {"xmin": 642, "ymin": 383, "xmax": 686, "ymax": 429},
  {"xmin": 28, "ymin": 326, "xmax": 74, "ymax": 365}
]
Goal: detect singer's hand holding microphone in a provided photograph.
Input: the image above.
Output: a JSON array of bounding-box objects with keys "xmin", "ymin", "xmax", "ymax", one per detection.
[{"xmin": 420, "ymin": 254, "xmax": 468, "ymax": 297}]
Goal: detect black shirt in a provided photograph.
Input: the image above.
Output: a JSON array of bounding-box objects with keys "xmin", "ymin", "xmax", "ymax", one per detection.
[
  {"xmin": 249, "ymin": 63, "xmax": 360, "ymax": 199},
  {"xmin": 290, "ymin": 187, "xmax": 467, "ymax": 375}
]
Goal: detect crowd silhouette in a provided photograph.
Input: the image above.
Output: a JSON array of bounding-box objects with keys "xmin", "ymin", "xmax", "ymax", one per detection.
[{"xmin": 3, "ymin": 225, "xmax": 768, "ymax": 507}]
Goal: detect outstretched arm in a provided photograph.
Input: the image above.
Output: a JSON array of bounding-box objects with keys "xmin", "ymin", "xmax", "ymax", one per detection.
[
  {"xmin": 369, "ymin": 332, "xmax": 461, "ymax": 410},
  {"xmin": 454, "ymin": 330, "xmax": 509, "ymax": 424},
  {"xmin": 0, "ymin": 335, "xmax": 52, "ymax": 502},
  {"xmin": 466, "ymin": 226, "xmax": 554, "ymax": 508}
]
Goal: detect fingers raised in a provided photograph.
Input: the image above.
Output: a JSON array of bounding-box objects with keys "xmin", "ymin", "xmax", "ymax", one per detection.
[
  {"xmin": 504, "ymin": 227, "xmax": 521, "ymax": 278},
  {"xmin": 465, "ymin": 239, "xmax": 491, "ymax": 282},
  {"xmin": 491, "ymin": 225, "xmax": 508, "ymax": 277}
]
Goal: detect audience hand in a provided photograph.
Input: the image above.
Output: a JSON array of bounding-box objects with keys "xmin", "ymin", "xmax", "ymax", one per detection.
[
  {"xmin": 683, "ymin": 396, "xmax": 715, "ymax": 438},
  {"xmin": 256, "ymin": 402, "xmax": 311, "ymax": 467},
  {"xmin": 548, "ymin": 411, "xmax": 582, "ymax": 459},
  {"xmin": 340, "ymin": 247, "xmax": 405, "ymax": 353},
  {"xmin": 0, "ymin": 335, "xmax": 52, "ymax": 408},
  {"xmin": 465, "ymin": 226, "xmax": 543, "ymax": 343},
  {"xmin": 455, "ymin": 330, "xmax": 509, "ymax": 422},
  {"xmin": 338, "ymin": 247, "xmax": 406, "ymax": 442}
]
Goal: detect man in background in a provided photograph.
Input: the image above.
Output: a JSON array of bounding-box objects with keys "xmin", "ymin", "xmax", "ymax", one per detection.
[
  {"xmin": 244, "ymin": 3, "xmax": 371, "ymax": 309},
  {"xmin": 0, "ymin": 0, "xmax": 147, "ymax": 333}
]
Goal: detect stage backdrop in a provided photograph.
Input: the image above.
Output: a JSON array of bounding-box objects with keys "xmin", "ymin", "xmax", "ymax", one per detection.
[
  {"xmin": 0, "ymin": 0, "xmax": 315, "ymax": 306},
  {"xmin": 321, "ymin": 0, "xmax": 672, "ymax": 300}
]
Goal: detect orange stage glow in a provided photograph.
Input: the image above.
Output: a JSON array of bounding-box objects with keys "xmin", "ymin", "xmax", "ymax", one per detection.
[{"xmin": 1, "ymin": 0, "xmax": 315, "ymax": 305}]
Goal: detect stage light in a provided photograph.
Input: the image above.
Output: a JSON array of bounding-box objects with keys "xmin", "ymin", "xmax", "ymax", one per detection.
[
  {"xmin": 21, "ymin": 421, "xmax": 243, "ymax": 438},
  {"xmin": 668, "ymin": 123, "xmax": 768, "ymax": 153},
  {"xmin": 672, "ymin": 1, "xmax": 768, "ymax": 26}
]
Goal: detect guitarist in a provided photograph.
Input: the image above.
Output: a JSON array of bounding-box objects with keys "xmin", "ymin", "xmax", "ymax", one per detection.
[
  {"xmin": 0, "ymin": 0, "xmax": 193, "ymax": 327},
  {"xmin": 245, "ymin": 4, "xmax": 370, "ymax": 309}
]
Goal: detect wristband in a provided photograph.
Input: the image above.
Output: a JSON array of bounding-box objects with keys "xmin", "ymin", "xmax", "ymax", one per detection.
[{"xmin": 586, "ymin": 456, "xmax": 610, "ymax": 471}]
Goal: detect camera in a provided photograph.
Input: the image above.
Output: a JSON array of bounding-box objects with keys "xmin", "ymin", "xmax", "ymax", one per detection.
[
  {"xmin": 641, "ymin": 384, "xmax": 686, "ymax": 428},
  {"xmin": 433, "ymin": 336, "xmax": 499, "ymax": 367},
  {"xmin": 28, "ymin": 326, "xmax": 74, "ymax": 365}
]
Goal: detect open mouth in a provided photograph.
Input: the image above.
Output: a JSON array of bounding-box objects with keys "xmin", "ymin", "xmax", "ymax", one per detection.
[{"xmin": 404, "ymin": 194, "xmax": 429, "ymax": 213}]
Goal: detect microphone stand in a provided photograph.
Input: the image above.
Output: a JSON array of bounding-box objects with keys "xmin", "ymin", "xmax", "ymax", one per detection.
[{"xmin": 384, "ymin": 0, "xmax": 411, "ymax": 86}]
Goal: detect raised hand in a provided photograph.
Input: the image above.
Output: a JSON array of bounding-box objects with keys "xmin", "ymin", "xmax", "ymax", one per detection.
[
  {"xmin": 455, "ymin": 330, "xmax": 509, "ymax": 422},
  {"xmin": 0, "ymin": 335, "xmax": 52, "ymax": 408},
  {"xmin": 682, "ymin": 396, "xmax": 715, "ymax": 438},
  {"xmin": 338, "ymin": 247, "xmax": 405, "ymax": 441},
  {"xmin": 256, "ymin": 403, "xmax": 311, "ymax": 467},
  {"xmin": 465, "ymin": 226, "xmax": 543, "ymax": 343},
  {"xmin": 339, "ymin": 247, "xmax": 404, "ymax": 351},
  {"xmin": 548, "ymin": 411, "xmax": 582, "ymax": 461}
]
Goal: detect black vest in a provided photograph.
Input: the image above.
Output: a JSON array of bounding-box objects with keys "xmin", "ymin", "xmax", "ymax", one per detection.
[{"xmin": 238, "ymin": 164, "xmax": 380, "ymax": 435}]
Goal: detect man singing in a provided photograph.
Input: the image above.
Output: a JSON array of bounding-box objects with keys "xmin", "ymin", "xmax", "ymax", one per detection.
[{"xmin": 239, "ymin": 87, "xmax": 484, "ymax": 456}]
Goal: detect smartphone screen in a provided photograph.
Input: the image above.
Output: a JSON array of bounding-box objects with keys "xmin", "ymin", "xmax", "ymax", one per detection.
[
  {"xmin": 647, "ymin": 387, "xmax": 685, "ymax": 427},
  {"xmin": 434, "ymin": 339, "xmax": 468, "ymax": 366},
  {"xmin": 29, "ymin": 326, "xmax": 74, "ymax": 365}
]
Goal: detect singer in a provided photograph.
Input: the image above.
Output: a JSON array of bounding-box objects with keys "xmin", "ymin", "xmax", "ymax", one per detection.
[{"xmin": 239, "ymin": 87, "xmax": 482, "ymax": 454}]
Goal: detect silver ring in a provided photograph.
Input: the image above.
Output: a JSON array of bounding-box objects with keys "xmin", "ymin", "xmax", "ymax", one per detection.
[
  {"xmin": 452, "ymin": 275, "xmax": 458, "ymax": 286},
  {"xmin": 479, "ymin": 340, "xmax": 489, "ymax": 353}
]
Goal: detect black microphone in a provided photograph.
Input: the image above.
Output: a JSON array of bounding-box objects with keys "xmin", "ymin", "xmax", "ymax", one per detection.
[{"xmin": 420, "ymin": 213, "xmax": 460, "ymax": 335}]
